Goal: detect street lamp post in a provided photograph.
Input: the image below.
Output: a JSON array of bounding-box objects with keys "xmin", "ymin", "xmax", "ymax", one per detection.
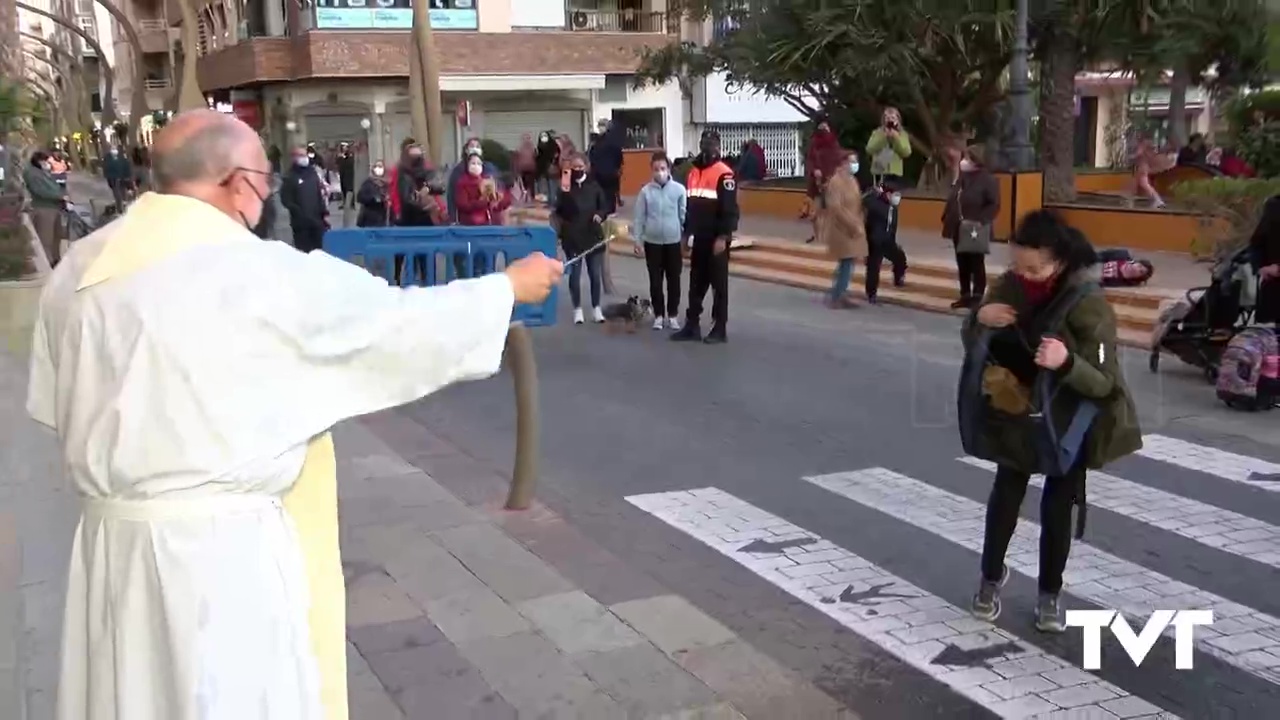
[{"xmin": 1006, "ymin": 0, "xmax": 1034, "ymax": 171}]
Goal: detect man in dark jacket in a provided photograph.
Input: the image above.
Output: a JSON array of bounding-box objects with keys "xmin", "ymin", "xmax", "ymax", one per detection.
[
  {"xmin": 588, "ymin": 121, "xmax": 625, "ymax": 215},
  {"xmin": 862, "ymin": 175, "xmax": 909, "ymax": 303},
  {"xmin": 671, "ymin": 129, "xmax": 739, "ymax": 344},
  {"xmin": 280, "ymin": 146, "xmax": 328, "ymax": 252},
  {"xmin": 336, "ymin": 142, "xmax": 356, "ymax": 210},
  {"xmin": 102, "ymin": 145, "xmax": 134, "ymax": 213},
  {"xmin": 1251, "ymin": 195, "xmax": 1280, "ymax": 325}
]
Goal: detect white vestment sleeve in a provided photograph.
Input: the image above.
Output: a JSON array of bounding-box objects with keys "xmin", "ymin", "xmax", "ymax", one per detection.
[
  {"xmin": 253, "ymin": 248, "xmax": 516, "ymax": 425},
  {"xmin": 27, "ymin": 306, "xmax": 56, "ymax": 429}
]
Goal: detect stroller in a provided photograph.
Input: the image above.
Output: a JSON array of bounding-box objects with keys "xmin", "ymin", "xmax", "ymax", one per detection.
[{"xmin": 1148, "ymin": 246, "xmax": 1256, "ymax": 382}]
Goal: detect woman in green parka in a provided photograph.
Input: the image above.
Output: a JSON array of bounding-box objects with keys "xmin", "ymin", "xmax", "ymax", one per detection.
[{"xmin": 963, "ymin": 210, "xmax": 1142, "ymax": 633}]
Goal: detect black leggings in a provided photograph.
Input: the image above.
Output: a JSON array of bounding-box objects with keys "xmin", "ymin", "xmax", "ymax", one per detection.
[
  {"xmin": 980, "ymin": 464, "xmax": 1084, "ymax": 594},
  {"xmin": 956, "ymin": 251, "xmax": 987, "ymax": 299},
  {"xmin": 644, "ymin": 242, "xmax": 683, "ymax": 318}
]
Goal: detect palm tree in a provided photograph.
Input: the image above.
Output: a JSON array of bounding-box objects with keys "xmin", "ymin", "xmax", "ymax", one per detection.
[
  {"xmin": 22, "ymin": 50, "xmax": 93, "ymax": 143},
  {"xmin": 174, "ymin": 0, "xmax": 204, "ymax": 110},
  {"xmin": 409, "ymin": 0, "xmax": 444, "ymax": 162},
  {"xmin": 89, "ymin": 0, "xmax": 159, "ymax": 144},
  {"xmin": 20, "ymin": 34, "xmax": 96, "ymax": 137},
  {"xmin": 15, "ymin": 2, "xmax": 120, "ymax": 129}
]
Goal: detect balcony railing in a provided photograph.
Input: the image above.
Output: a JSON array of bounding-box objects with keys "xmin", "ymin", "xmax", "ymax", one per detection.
[
  {"xmin": 138, "ymin": 19, "xmax": 167, "ymax": 33},
  {"xmin": 144, "ymin": 78, "xmax": 173, "ymax": 90},
  {"xmin": 565, "ymin": 9, "xmax": 676, "ymax": 34}
]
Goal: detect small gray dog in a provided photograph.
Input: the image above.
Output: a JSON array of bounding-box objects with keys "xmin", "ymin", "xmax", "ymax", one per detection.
[{"xmin": 601, "ymin": 296, "xmax": 653, "ymax": 334}]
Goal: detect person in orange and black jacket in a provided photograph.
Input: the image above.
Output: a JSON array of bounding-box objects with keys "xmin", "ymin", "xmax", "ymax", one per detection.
[{"xmin": 671, "ymin": 129, "xmax": 739, "ymax": 344}]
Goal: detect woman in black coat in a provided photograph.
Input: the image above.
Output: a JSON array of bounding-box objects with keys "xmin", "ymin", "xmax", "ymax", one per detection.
[
  {"xmin": 1250, "ymin": 195, "xmax": 1280, "ymax": 325},
  {"xmin": 555, "ymin": 153, "xmax": 610, "ymax": 324},
  {"xmin": 356, "ymin": 161, "xmax": 391, "ymax": 227},
  {"xmin": 535, "ymin": 130, "xmax": 561, "ymax": 201}
]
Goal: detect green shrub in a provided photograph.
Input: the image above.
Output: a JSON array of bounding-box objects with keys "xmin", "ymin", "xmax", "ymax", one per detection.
[
  {"xmin": 1236, "ymin": 120, "xmax": 1280, "ymax": 178},
  {"xmin": 480, "ymin": 139, "xmax": 513, "ymax": 172},
  {"xmin": 1224, "ymin": 90, "xmax": 1280, "ymax": 137},
  {"xmin": 1171, "ymin": 177, "xmax": 1280, "ymax": 260}
]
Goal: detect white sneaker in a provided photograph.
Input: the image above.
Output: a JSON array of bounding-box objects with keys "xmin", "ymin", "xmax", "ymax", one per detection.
[
  {"xmin": 592, "ymin": 306, "xmax": 606, "ymax": 323},
  {"xmin": 573, "ymin": 308, "xmax": 584, "ymax": 324},
  {"xmin": 667, "ymin": 317, "xmax": 682, "ymax": 332},
  {"xmin": 653, "ymin": 316, "xmax": 665, "ymax": 330}
]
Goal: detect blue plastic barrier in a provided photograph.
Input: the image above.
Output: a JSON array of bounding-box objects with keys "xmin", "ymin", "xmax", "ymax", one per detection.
[{"xmin": 322, "ymin": 225, "xmax": 559, "ymax": 327}]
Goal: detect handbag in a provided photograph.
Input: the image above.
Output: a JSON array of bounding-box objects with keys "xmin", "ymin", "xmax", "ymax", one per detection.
[{"xmin": 954, "ymin": 184, "xmax": 992, "ymax": 254}]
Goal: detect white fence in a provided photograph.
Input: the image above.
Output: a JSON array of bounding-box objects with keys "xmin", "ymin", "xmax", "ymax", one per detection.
[{"xmin": 701, "ymin": 123, "xmax": 803, "ymax": 177}]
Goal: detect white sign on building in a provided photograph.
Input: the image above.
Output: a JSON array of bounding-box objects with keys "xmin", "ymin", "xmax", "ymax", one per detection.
[{"xmin": 691, "ymin": 71, "xmax": 811, "ymax": 124}]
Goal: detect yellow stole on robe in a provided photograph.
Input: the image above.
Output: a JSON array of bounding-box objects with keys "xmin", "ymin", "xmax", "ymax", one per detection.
[{"xmin": 78, "ymin": 193, "xmax": 349, "ymax": 720}]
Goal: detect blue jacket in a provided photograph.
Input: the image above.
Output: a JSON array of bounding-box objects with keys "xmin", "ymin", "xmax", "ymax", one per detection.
[{"xmin": 632, "ymin": 179, "xmax": 687, "ymax": 245}]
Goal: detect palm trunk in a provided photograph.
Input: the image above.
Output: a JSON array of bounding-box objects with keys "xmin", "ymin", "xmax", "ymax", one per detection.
[
  {"xmin": 409, "ymin": 2, "xmax": 444, "ymax": 163},
  {"xmin": 1038, "ymin": 31, "xmax": 1079, "ymax": 203},
  {"xmin": 94, "ymin": 0, "xmax": 152, "ymax": 146},
  {"xmin": 15, "ymin": 3, "xmax": 119, "ymax": 130},
  {"xmin": 176, "ymin": 0, "xmax": 204, "ymax": 111},
  {"xmin": 1167, "ymin": 67, "xmax": 1190, "ymax": 149}
]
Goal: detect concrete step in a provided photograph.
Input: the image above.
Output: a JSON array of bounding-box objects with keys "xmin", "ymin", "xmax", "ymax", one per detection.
[{"xmin": 727, "ymin": 247, "xmax": 1160, "ymax": 333}]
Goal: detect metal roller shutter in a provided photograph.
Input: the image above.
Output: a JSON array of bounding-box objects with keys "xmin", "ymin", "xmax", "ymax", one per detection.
[{"xmin": 482, "ymin": 111, "xmax": 584, "ymax": 154}]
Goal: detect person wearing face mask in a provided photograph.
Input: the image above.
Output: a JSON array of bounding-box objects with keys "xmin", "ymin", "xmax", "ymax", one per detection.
[
  {"xmin": 803, "ymin": 118, "xmax": 844, "ymax": 244},
  {"xmin": 337, "ymin": 141, "xmax": 357, "ymax": 211},
  {"xmin": 306, "ymin": 142, "xmax": 325, "ymax": 170},
  {"xmin": 555, "ymin": 153, "xmax": 611, "ymax": 324},
  {"xmin": 280, "ymin": 145, "xmax": 329, "ymax": 252},
  {"xmin": 961, "ymin": 210, "xmax": 1140, "ymax": 633},
  {"xmin": 535, "ymin": 130, "xmax": 561, "ymax": 202},
  {"xmin": 103, "ymin": 144, "xmax": 135, "ymax": 213},
  {"xmin": 396, "ymin": 143, "xmax": 442, "ymax": 228},
  {"xmin": 356, "ymin": 161, "xmax": 391, "ymax": 227},
  {"xmin": 942, "ymin": 143, "xmax": 1000, "ymax": 309},
  {"xmin": 23, "ymin": 150, "xmax": 68, "ymax": 266},
  {"xmin": 29, "ymin": 109, "xmax": 565, "ymax": 720},
  {"xmin": 861, "ymin": 175, "xmax": 909, "ymax": 303},
  {"xmin": 455, "ymin": 154, "xmax": 512, "ymax": 226},
  {"xmin": 448, "ymin": 138, "xmax": 498, "ymax": 222},
  {"xmin": 815, "ymin": 149, "xmax": 867, "ymax": 309},
  {"xmin": 671, "ymin": 129, "xmax": 739, "ymax": 343},
  {"xmin": 632, "ymin": 151, "xmax": 688, "ymax": 330},
  {"xmin": 866, "ymin": 107, "xmax": 913, "ymax": 182}
]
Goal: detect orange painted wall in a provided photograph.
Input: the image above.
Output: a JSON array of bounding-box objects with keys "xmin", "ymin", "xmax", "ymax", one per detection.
[
  {"xmin": 897, "ymin": 197, "xmax": 946, "ymax": 235},
  {"xmin": 1013, "ymin": 172, "xmax": 1044, "ymax": 236},
  {"xmin": 620, "ymin": 149, "xmax": 656, "ymax": 197},
  {"xmin": 1048, "ymin": 206, "xmax": 1206, "ymax": 252},
  {"xmin": 1074, "ymin": 171, "xmax": 1131, "ymax": 194},
  {"xmin": 738, "ymin": 186, "xmax": 809, "ymax": 219}
]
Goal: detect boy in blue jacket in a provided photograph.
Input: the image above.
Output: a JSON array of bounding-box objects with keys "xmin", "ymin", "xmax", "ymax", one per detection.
[{"xmin": 862, "ymin": 175, "xmax": 909, "ymax": 303}]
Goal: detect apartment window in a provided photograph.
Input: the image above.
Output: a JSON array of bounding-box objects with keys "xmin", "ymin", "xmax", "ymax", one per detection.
[
  {"xmin": 77, "ymin": 15, "xmax": 97, "ymax": 43},
  {"xmin": 312, "ymin": 0, "xmax": 477, "ymax": 31},
  {"xmin": 75, "ymin": 0, "xmax": 94, "ymax": 14}
]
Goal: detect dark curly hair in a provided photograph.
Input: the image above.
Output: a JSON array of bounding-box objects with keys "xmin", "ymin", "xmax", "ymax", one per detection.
[{"xmin": 1011, "ymin": 209, "xmax": 1098, "ymax": 273}]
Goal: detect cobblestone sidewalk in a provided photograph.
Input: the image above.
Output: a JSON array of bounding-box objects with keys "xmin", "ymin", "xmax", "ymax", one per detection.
[{"xmin": 340, "ymin": 416, "xmax": 856, "ymax": 719}]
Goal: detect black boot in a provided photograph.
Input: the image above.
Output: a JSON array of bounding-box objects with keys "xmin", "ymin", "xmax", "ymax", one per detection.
[
  {"xmin": 703, "ymin": 326, "xmax": 727, "ymax": 344},
  {"xmin": 671, "ymin": 322, "xmax": 702, "ymax": 342},
  {"xmin": 949, "ymin": 297, "xmax": 971, "ymax": 310}
]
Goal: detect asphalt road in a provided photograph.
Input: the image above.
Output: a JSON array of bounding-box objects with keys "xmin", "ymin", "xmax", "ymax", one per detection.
[{"xmin": 397, "ymin": 255, "xmax": 1280, "ymax": 719}]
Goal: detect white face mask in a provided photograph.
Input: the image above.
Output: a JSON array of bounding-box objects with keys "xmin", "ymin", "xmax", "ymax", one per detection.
[
  {"xmin": 849, "ymin": 162, "xmax": 860, "ymax": 175},
  {"xmin": 888, "ymin": 193, "xmax": 901, "ymax": 207},
  {"xmin": 372, "ymin": 166, "xmax": 385, "ymax": 177},
  {"xmin": 468, "ymin": 163, "xmax": 483, "ymax": 176},
  {"xmin": 467, "ymin": 146, "xmax": 482, "ymax": 158},
  {"xmin": 539, "ymin": 135, "xmax": 548, "ymax": 142},
  {"xmin": 295, "ymin": 156, "xmax": 310, "ymax": 167},
  {"xmin": 959, "ymin": 158, "xmax": 975, "ymax": 172},
  {"xmin": 654, "ymin": 169, "xmax": 669, "ymax": 184}
]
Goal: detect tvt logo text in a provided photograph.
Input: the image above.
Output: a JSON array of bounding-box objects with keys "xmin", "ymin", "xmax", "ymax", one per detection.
[{"xmin": 1064, "ymin": 609, "xmax": 1214, "ymax": 670}]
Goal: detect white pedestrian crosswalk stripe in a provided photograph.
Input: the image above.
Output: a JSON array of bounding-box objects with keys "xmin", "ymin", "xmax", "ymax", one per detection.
[
  {"xmin": 957, "ymin": 457, "xmax": 1280, "ymax": 569},
  {"xmin": 626, "ymin": 488, "xmax": 1177, "ymax": 719},
  {"xmin": 803, "ymin": 468, "xmax": 1280, "ymax": 687},
  {"xmin": 1136, "ymin": 434, "xmax": 1280, "ymax": 492}
]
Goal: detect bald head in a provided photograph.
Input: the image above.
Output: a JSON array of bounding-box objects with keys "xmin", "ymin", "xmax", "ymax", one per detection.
[{"xmin": 151, "ymin": 110, "xmax": 263, "ymax": 192}]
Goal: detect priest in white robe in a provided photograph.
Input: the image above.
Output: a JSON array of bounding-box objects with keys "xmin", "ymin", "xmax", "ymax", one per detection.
[{"xmin": 27, "ymin": 110, "xmax": 563, "ymax": 720}]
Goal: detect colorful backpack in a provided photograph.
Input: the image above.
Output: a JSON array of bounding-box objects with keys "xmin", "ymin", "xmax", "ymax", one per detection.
[{"xmin": 1216, "ymin": 327, "xmax": 1280, "ymax": 411}]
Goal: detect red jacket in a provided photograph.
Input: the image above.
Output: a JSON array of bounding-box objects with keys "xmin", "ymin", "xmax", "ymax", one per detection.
[{"xmin": 455, "ymin": 173, "xmax": 512, "ymax": 226}]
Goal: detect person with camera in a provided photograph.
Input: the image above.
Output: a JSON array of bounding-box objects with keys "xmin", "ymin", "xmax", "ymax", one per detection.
[{"xmin": 866, "ymin": 107, "xmax": 912, "ymax": 183}]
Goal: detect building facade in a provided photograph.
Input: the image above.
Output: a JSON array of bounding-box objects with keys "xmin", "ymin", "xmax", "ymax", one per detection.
[{"xmin": 188, "ymin": 0, "xmax": 687, "ymax": 177}]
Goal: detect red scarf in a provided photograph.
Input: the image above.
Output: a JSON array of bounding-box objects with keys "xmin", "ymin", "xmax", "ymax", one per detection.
[{"xmin": 1017, "ymin": 274, "xmax": 1058, "ymax": 306}]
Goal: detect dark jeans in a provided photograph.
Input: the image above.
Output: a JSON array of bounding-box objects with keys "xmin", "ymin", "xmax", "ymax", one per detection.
[
  {"xmin": 644, "ymin": 242, "xmax": 683, "ymax": 318},
  {"xmin": 956, "ymin": 251, "xmax": 987, "ymax": 299},
  {"xmin": 568, "ymin": 250, "xmax": 604, "ymax": 309},
  {"xmin": 980, "ymin": 464, "xmax": 1084, "ymax": 595},
  {"xmin": 292, "ymin": 223, "xmax": 325, "ymax": 253},
  {"xmin": 866, "ymin": 242, "xmax": 907, "ymax": 298},
  {"xmin": 686, "ymin": 240, "xmax": 729, "ymax": 329}
]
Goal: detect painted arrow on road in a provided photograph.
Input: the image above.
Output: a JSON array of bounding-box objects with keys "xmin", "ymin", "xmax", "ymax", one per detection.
[
  {"xmin": 737, "ymin": 537, "xmax": 817, "ymax": 554},
  {"xmin": 1248, "ymin": 472, "xmax": 1280, "ymax": 482},
  {"xmin": 930, "ymin": 640, "xmax": 1024, "ymax": 668},
  {"xmin": 834, "ymin": 582, "xmax": 919, "ymax": 606}
]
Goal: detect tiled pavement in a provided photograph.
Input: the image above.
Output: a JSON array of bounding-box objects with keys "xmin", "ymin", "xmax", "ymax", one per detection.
[{"xmin": 337, "ymin": 417, "xmax": 857, "ymax": 719}]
